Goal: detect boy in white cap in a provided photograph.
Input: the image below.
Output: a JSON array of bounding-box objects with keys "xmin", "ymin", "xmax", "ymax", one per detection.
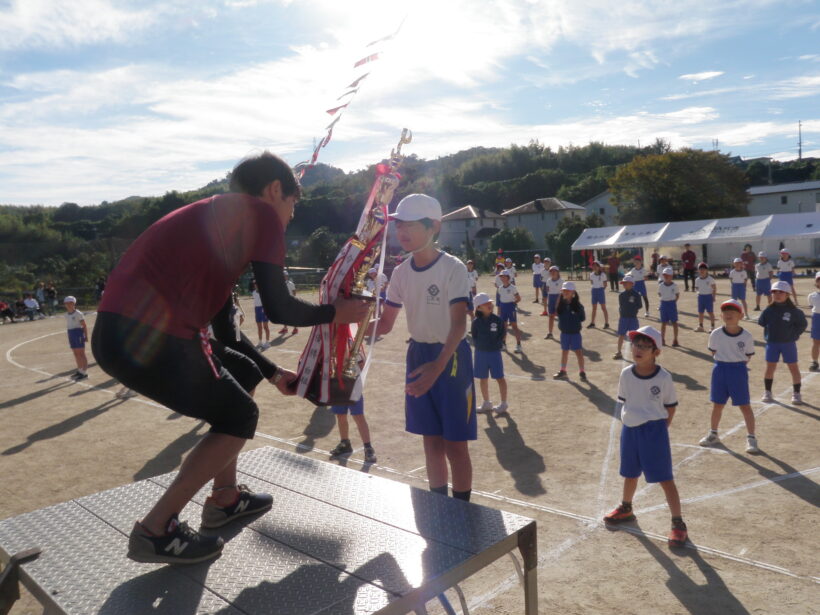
[
  {"xmin": 543, "ymin": 265, "xmax": 563, "ymax": 339},
  {"xmin": 628, "ymin": 254, "xmax": 650, "ymax": 318},
  {"xmin": 657, "ymin": 267, "xmax": 680, "ymax": 346},
  {"xmin": 776, "ymin": 248, "xmax": 798, "ymax": 305},
  {"xmin": 693, "ymin": 262, "xmax": 717, "ymax": 332},
  {"xmin": 603, "ymin": 325, "xmax": 688, "ymax": 548},
  {"xmin": 531, "ymin": 254, "xmax": 545, "ymax": 303},
  {"xmin": 758, "ymin": 280, "xmax": 807, "ymax": 404},
  {"xmin": 808, "ymin": 271, "xmax": 820, "ymax": 371},
  {"xmin": 540, "ymin": 257, "xmax": 552, "ymax": 314},
  {"xmin": 613, "ymin": 274, "xmax": 641, "ymax": 360},
  {"xmin": 504, "ymin": 257, "xmax": 516, "ymax": 283},
  {"xmin": 373, "ymin": 194, "xmax": 477, "ymax": 501},
  {"xmin": 471, "ymin": 292, "xmax": 509, "ymax": 415},
  {"xmin": 699, "ymin": 299, "xmax": 759, "ymax": 454},
  {"xmin": 754, "ymin": 251, "xmax": 774, "ymax": 311},
  {"xmin": 465, "ymin": 259, "xmax": 479, "ymax": 315},
  {"xmin": 728, "ymin": 257, "xmax": 750, "ymax": 319},
  {"xmin": 587, "ymin": 260, "xmax": 610, "ymax": 329},
  {"xmin": 497, "ymin": 269, "xmax": 522, "ymax": 353},
  {"xmin": 553, "ymin": 281, "xmax": 586, "ymax": 380},
  {"xmin": 64, "ymin": 296, "xmax": 89, "ymax": 380}
]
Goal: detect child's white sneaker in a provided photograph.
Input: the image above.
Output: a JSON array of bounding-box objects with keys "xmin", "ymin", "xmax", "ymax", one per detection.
[
  {"xmin": 477, "ymin": 400, "xmax": 493, "ymax": 413},
  {"xmin": 745, "ymin": 435, "xmax": 760, "ymax": 454},
  {"xmin": 493, "ymin": 402, "xmax": 509, "ymax": 416},
  {"xmin": 791, "ymin": 392, "xmax": 803, "ymax": 405},
  {"xmin": 514, "ymin": 344, "xmax": 522, "ymax": 353},
  {"xmin": 760, "ymin": 390, "xmax": 773, "ymax": 403},
  {"xmin": 699, "ymin": 430, "xmax": 719, "ymax": 446},
  {"xmin": 694, "ymin": 325, "xmax": 704, "ymax": 332}
]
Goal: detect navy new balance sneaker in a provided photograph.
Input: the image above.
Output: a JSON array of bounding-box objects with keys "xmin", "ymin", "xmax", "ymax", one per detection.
[
  {"xmin": 200, "ymin": 484, "xmax": 273, "ymax": 528},
  {"xmin": 128, "ymin": 515, "xmax": 223, "ymax": 564}
]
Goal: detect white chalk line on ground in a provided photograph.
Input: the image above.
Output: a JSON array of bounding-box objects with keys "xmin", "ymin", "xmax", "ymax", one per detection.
[{"xmin": 6, "ymin": 326, "xmax": 820, "ymax": 606}]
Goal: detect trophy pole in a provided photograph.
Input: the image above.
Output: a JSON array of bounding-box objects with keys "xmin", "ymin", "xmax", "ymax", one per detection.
[{"xmin": 342, "ymin": 300, "xmax": 377, "ymax": 380}]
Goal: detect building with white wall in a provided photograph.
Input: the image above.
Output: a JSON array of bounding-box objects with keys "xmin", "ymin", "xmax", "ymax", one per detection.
[
  {"xmin": 501, "ymin": 198, "xmax": 585, "ymax": 243},
  {"xmin": 438, "ymin": 205, "xmax": 504, "ymax": 253}
]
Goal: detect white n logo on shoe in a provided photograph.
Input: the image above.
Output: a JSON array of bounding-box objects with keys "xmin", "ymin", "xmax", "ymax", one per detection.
[
  {"xmin": 164, "ymin": 538, "xmax": 188, "ymax": 555},
  {"xmin": 234, "ymin": 499, "xmax": 249, "ymax": 514}
]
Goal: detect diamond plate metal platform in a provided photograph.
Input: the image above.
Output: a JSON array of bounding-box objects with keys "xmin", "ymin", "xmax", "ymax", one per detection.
[{"xmin": 0, "ymin": 446, "xmax": 537, "ymax": 614}]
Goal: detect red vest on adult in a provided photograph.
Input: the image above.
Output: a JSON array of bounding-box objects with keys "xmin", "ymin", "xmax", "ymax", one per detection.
[{"xmin": 99, "ymin": 194, "xmax": 285, "ymax": 338}]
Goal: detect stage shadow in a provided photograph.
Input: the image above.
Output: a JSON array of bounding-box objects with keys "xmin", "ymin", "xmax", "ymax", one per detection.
[
  {"xmin": 721, "ymin": 447, "xmax": 819, "ymax": 509},
  {"xmin": 632, "ymin": 530, "xmax": 750, "ymax": 615},
  {"xmin": 98, "ymin": 564, "xmax": 210, "ymax": 615},
  {"xmin": 2, "ymin": 398, "xmax": 125, "ymax": 455},
  {"xmin": 504, "ymin": 348, "xmax": 546, "ymax": 378},
  {"xmin": 133, "ymin": 421, "xmax": 207, "ymax": 481},
  {"xmin": 0, "ymin": 380, "xmax": 74, "ymax": 410},
  {"xmin": 569, "ymin": 379, "xmax": 620, "ymax": 418},
  {"xmin": 296, "ymin": 405, "xmax": 336, "ymax": 452},
  {"xmin": 483, "ymin": 414, "xmax": 546, "ymax": 496}
]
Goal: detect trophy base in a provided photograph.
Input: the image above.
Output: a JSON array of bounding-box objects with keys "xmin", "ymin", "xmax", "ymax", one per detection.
[
  {"xmin": 303, "ymin": 368, "xmax": 361, "ymax": 407},
  {"xmin": 349, "ymin": 289, "xmax": 377, "ymax": 302}
]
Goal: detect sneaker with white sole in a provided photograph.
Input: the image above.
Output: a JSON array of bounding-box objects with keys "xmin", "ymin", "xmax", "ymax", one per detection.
[
  {"xmin": 128, "ymin": 515, "xmax": 224, "ymax": 564},
  {"xmin": 201, "ymin": 485, "xmax": 273, "ymax": 528},
  {"xmin": 514, "ymin": 344, "xmax": 522, "ymax": 353},
  {"xmin": 477, "ymin": 400, "xmax": 494, "ymax": 413},
  {"xmin": 694, "ymin": 325, "xmax": 704, "ymax": 332},
  {"xmin": 493, "ymin": 401, "xmax": 509, "ymax": 416},
  {"xmin": 363, "ymin": 445, "xmax": 377, "ymax": 463},
  {"xmin": 745, "ymin": 435, "xmax": 760, "ymax": 454},
  {"xmin": 699, "ymin": 431, "xmax": 719, "ymax": 446},
  {"xmin": 761, "ymin": 390, "xmax": 773, "ymax": 403},
  {"xmin": 791, "ymin": 392, "xmax": 803, "ymax": 405}
]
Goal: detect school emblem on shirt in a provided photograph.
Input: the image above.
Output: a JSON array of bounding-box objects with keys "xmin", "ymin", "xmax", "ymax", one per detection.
[
  {"xmin": 427, "ymin": 284, "xmax": 441, "ymax": 305},
  {"xmin": 782, "ymin": 313, "xmax": 791, "ymax": 321},
  {"xmin": 490, "ymin": 323, "xmax": 498, "ymax": 332},
  {"xmin": 650, "ymin": 385, "xmax": 661, "ymax": 396},
  {"xmin": 737, "ymin": 341, "xmax": 745, "ymax": 349}
]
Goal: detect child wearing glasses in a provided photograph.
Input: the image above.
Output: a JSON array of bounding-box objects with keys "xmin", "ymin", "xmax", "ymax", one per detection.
[
  {"xmin": 758, "ymin": 281, "xmax": 807, "ymax": 404},
  {"xmin": 603, "ymin": 325, "xmax": 688, "ymax": 548}
]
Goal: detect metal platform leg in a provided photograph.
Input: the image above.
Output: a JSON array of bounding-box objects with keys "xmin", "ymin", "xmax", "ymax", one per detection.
[
  {"xmin": 0, "ymin": 547, "xmax": 41, "ymax": 615},
  {"xmin": 517, "ymin": 523, "xmax": 538, "ymax": 615}
]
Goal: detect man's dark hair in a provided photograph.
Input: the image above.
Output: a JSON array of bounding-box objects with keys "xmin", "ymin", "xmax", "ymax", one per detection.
[{"xmin": 229, "ymin": 151, "xmax": 301, "ymax": 199}]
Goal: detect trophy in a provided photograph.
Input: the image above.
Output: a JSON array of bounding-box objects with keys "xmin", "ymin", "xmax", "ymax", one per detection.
[{"xmin": 296, "ymin": 129, "xmax": 412, "ymax": 405}]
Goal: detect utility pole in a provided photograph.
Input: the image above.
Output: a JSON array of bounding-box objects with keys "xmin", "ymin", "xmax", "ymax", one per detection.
[{"xmin": 798, "ymin": 120, "xmax": 802, "ymax": 160}]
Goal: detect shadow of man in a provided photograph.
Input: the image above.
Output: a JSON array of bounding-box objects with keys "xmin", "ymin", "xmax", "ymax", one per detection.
[
  {"xmin": 297, "ymin": 405, "xmax": 336, "ymax": 452},
  {"xmin": 484, "ymin": 414, "xmax": 546, "ymax": 496},
  {"xmin": 133, "ymin": 421, "xmax": 208, "ymax": 481}
]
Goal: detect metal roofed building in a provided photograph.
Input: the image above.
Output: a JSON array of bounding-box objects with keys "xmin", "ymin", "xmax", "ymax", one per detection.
[
  {"xmin": 501, "ymin": 198, "xmax": 585, "ymax": 242},
  {"xmin": 747, "ymin": 180, "xmax": 820, "ymax": 216},
  {"xmin": 438, "ymin": 205, "xmax": 505, "ymax": 253}
]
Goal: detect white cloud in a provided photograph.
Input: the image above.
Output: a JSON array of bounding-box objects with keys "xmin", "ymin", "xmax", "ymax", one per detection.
[{"xmin": 678, "ymin": 71, "xmax": 724, "ymax": 81}]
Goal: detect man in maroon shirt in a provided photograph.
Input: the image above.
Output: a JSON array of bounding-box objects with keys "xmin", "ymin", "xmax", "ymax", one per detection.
[
  {"xmin": 681, "ymin": 243, "xmax": 697, "ymax": 292},
  {"xmin": 741, "ymin": 243, "xmax": 756, "ymax": 289},
  {"xmin": 93, "ymin": 152, "xmax": 369, "ymax": 564},
  {"xmin": 607, "ymin": 251, "xmax": 620, "ymax": 291}
]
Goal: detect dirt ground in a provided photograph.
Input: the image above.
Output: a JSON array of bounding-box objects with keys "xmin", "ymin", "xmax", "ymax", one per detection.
[{"xmin": 1, "ymin": 275, "xmax": 818, "ymax": 614}]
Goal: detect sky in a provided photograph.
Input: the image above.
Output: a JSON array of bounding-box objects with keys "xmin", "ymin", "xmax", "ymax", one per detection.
[{"xmin": 1, "ymin": 0, "xmax": 819, "ymax": 207}]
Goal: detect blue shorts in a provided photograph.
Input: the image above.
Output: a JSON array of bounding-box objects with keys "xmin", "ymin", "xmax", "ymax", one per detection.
[
  {"xmin": 254, "ymin": 305, "xmax": 268, "ymax": 323},
  {"xmin": 67, "ymin": 328, "xmax": 85, "ymax": 349},
  {"xmin": 474, "ymin": 349, "xmax": 504, "ymax": 379},
  {"xmin": 765, "ymin": 342, "xmax": 798, "ymax": 364},
  {"xmin": 659, "ymin": 300, "xmax": 678, "ymax": 323},
  {"xmin": 547, "ymin": 294, "xmax": 560, "ymax": 315},
  {"xmin": 620, "ymin": 419, "xmax": 673, "ymax": 483},
  {"xmin": 756, "ymin": 278, "xmax": 771, "ymax": 296},
  {"xmin": 778, "ymin": 271, "xmax": 793, "ymax": 285},
  {"xmin": 812, "ymin": 313, "xmax": 820, "ymax": 341},
  {"xmin": 633, "ymin": 281, "xmax": 647, "ymax": 297},
  {"xmin": 405, "ymin": 339, "xmax": 477, "ymax": 441},
  {"xmin": 731, "ymin": 283, "xmax": 746, "ymax": 300},
  {"xmin": 617, "ymin": 317, "xmax": 640, "ymax": 336},
  {"xmin": 532, "ymin": 274, "xmax": 542, "ymax": 288},
  {"xmin": 560, "ymin": 332, "xmax": 582, "ymax": 351},
  {"xmin": 591, "ymin": 287, "xmax": 606, "ymax": 305},
  {"xmin": 710, "ymin": 362, "xmax": 750, "ymax": 406},
  {"xmin": 330, "ymin": 397, "xmax": 364, "ymax": 416},
  {"xmin": 697, "ymin": 294, "xmax": 714, "ymax": 314},
  {"xmin": 499, "ymin": 302, "xmax": 517, "ymax": 323}
]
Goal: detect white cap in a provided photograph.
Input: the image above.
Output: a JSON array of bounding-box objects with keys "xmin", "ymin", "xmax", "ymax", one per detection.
[
  {"xmin": 473, "ymin": 292, "xmax": 492, "ymax": 307},
  {"xmin": 505, "ymin": 257, "xmax": 512, "ymax": 263},
  {"xmin": 771, "ymin": 280, "xmax": 791, "ymax": 292},
  {"xmin": 543, "ymin": 256, "xmax": 552, "ymax": 262},
  {"xmin": 389, "ymin": 193, "xmax": 442, "ymax": 221},
  {"xmin": 548, "ymin": 265, "xmax": 559, "ymax": 272},
  {"xmin": 779, "ymin": 248, "xmax": 790, "ymax": 254},
  {"xmin": 500, "ymin": 269, "xmax": 512, "ymax": 277},
  {"xmin": 368, "ymin": 267, "xmax": 377, "ymax": 274},
  {"xmin": 621, "ymin": 274, "xmax": 634, "ymax": 283},
  {"xmin": 534, "ymin": 254, "xmax": 541, "ymax": 258},
  {"xmin": 815, "ymin": 271, "xmax": 820, "ymax": 280},
  {"xmin": 63, "ymin": 295, "xmax": 77, "ymax": 303},
  {"xmin": 562, "ymin": 281, "xmax": 576, "ymax": 291},
  {"xmin": 732, "ymin": 257, "xmax": 743, "ymax": 264},
  {"xmin": 758, "ymin": 251, "xmax": 767, "ymax": 258},
  {"xmin": 628, "ymin": 325, "xmax": 662, "ymax": 349},
  {"xmin": 662, "ymin": 267, "xmax": 674, "ymax": 276},
  {"xmin": 720, "ymin": 299, "xmax": 744, "ymax": 312}
]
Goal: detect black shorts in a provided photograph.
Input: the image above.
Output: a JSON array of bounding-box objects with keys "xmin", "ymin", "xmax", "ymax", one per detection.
[{"xmin": 92, "ymin": 312, "xmax": 263, "ymax": 439}]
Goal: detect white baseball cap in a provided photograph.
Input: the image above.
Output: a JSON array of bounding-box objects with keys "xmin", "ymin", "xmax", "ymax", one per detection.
[
  {"xmin": 562, "ymin": 281, "xmax": 576, "ymax": 291},
  {"xmin": 500, "ymin": 269, "xmax": 512, "ymax": 277},
  {"xmin": 389, "ymin": 193, "xmax": 442, "ymax": 221},
  {"xmin": 720, "ymin": 299, "xmax": 744, "ymax": 312},
  {"xmin": 732, "ymin": 257, "xmax": 743, "ymax": 264},
  {"xmin": 771, "ymin": 281, "xmax": 791, "ymax": 293},
  {"xmin": 505, "ymin": 257, "xmax": 512, "ymax": 263},
  {"xmin": 815, "ymin": 271, "xmax": 820, "ymax": 280},
  {"xmin": 758, "ymin": 251, "xmax": 767, "ymax": 258},
  {"xmin": 367, "ymin": 267, "xmax": 377, "ymax": 274},
  {"xmin": 63, "ymin": 295, "xmax": 77, "ymax": 303},
  {"xmin": 621, "ymin": 274, "xmax": 634, "ymax": 283},
  {"xmin": 779, "ymin": 248, "xmax": 790, "ymax": 254},
  {"xmin": 628, "ymin": 326, "xmax": 662, "ymax": 349},
  {"xmin": 548, "ymin": 265, "xmax": 559, "ymax": 272},
  {"xmin": 473, "ymin": 292, "xmax": 492, "ymax": 307},
  {"xmin": 662, "ymin": 267, "xmax": 674, "ymax": 276},
  {"xmin": 534, "ymin": 254, "xmax": 541, "ymax": 258}
]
